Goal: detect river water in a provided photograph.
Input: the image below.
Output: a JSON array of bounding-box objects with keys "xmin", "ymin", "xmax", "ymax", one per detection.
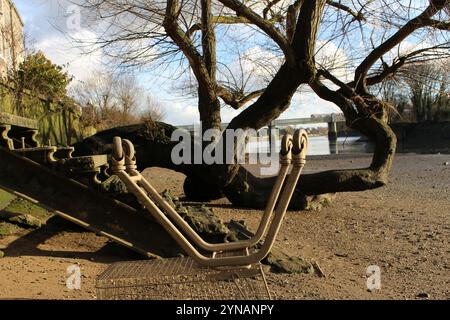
[{"xmin": 247, "ymin": 136, "xmax": 373, "ymax": 156}]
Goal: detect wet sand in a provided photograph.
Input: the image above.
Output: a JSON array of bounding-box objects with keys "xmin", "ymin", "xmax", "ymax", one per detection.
[{"xmin": 0, "ymin": 153, "xmax": 449, "ymax": 299}]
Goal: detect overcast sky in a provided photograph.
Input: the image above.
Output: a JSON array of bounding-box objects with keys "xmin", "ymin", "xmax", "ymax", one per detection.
[{"xmin": 15, "ymin": 0, "xmax": 341, "ymax": 125}]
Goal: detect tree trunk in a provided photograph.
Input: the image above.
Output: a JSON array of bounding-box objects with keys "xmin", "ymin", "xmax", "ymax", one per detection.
[{"xmin": 73, "ymin": 116, "xmax": 396, "ymax": 210}]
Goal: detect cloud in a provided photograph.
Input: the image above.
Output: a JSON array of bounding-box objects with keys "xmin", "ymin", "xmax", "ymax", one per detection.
[
  {"xmin": 162, "ymin": 100, "xmax": 199, "ymax": 126},
  {"xmin": 15, "ymin": 0, "xmax": 343, "ymax": 127},
  {"xmin": 16, "ymin": 0, "xmax": 104, "ymax": 83},
  {"xmin": 34, "ymin": 30, "xmax": 103, "ymax": 83},
  {"xmin": 315, "ymin": 41, "xmax": 352, "ymax": 82}
]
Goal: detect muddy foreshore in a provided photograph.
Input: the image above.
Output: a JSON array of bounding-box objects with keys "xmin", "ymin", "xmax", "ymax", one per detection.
[{"xmin": 0, "ymin": 153, "xmax": 449, "ymax": 299}]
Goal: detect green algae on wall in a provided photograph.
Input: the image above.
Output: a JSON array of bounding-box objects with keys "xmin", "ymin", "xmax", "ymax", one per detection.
[{"xmin": 0, "ymin": 82, "xmax": 84, "ymax": 146}]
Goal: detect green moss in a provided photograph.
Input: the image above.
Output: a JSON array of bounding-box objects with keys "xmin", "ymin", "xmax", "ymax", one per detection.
[
  {"xmin": 0, "ymin": 221, "xmax": 22, "ymax": 236},
  {"xmin": 0, "ymin": 189, "xmax": 16, "ymax": 210},
  {"xmin": 0, "ymin": 83, "xmax": 83, "ymax": 146},
  {"xmin": 4, "ymin": 198, "xmax": 51, "ymax": 221},
  {"xmin": 0, "ymin": 197, "xmax": 49, "ymax": 229}
]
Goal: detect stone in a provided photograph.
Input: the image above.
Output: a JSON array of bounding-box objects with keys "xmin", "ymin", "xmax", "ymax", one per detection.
[
  {"xmin": 0, "ymin": 112, "xmax": 38, "ymax": 129},
  {"xmin": 417, "ymin": 292, "xmax": 430, "ymax": 299},
  {"xmin": 0, "ymin": 250, "xmax": 4, "ymax": 258},
  {"xmin": 264, "ymin": 254, "xmax": 314, "ymax": 274},
  {"xmin": 161, "ymin": 189, "xmax": 231, "ymax": 243},
  {"xmin": 444, "ymin": 162, "xmax": 449, "ymax": 166},
  {"xmin": 297, "ymin": 193, "xmax": 336, "ymax": 211},
  {"xmin": 100, "ymin": 175, "xmax": 128, "ymax": 194},
  {"xmin": 0, "ymin": 211, "xmax": 42, "ymax": 228},
  {"xmin": 0, "ymin": 221, "xmax": 22, "ymax": 236}
]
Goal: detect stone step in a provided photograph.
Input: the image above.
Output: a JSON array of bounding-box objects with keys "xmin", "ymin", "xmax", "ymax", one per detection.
[
  {"xmin": 0, "ymin": 112, "xmax": 38, "ymax": 130},
  {"xmin": 53, "ymin": 155, "xmax": 110, "ymax": 186},
  {"xmin": 0, "ymin": 125, "xmax": 14, "ymax": 150},
  {"xmin": 13, "ymin": 146, "xmax": 58, "ymax": 164}
]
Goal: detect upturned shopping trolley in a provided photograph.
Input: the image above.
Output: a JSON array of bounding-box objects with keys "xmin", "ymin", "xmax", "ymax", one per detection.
[{"xmin": 96, "ymin": 129, "xmax": 308, "ymax": 300}]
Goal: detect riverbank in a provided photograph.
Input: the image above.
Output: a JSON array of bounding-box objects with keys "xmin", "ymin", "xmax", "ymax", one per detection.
[{"xmin": 0, "ymin": 153, "xmax": 449, "ymax": 299}]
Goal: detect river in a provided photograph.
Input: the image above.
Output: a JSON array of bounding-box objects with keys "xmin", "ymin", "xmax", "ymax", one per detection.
[{"xmin": 247, "ymin": 136, "xmax": 373, "ymax": 156}]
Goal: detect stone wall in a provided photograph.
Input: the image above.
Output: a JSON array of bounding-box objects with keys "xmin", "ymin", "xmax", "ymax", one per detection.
[
  {"xmin": 0, "ymin": 82, "xmax": 84, "ymax": 146},
  {"xmin": 392, "ymin": 122, "xmax": 450, "ymax": 154}
]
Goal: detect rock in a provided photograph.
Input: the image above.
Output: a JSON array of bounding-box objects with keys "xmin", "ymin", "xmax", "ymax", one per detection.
[
  {"xmin": 0, "ymin": 212, "xmax": 42, "ymax": 228},
  {"xmin": 0, "ymin": 221, "xmax": 22, "ymax": 236},
  {"xmin": 264, "ymin": 254, "xmax": 314, "ymax": 274},
  {"xmin": 296, "ymin": 193, "xmax": 336, "ymax": 211},
  {"xmin": 99, "ymin": 175, "xmax": 128, "ymax": 194},
  {"xmin": 417, "ymin": 292, "xmax": 430, "ymax": 299},
  {"xmin": 225, "ymin": 220, "xmax": 314, "ymax": 274},
  {"xmin": 161, "ymin": 189, "xmax": 231, "ymax": 243},
  {"xmin": 160, "ymin": 190, "xmax": 314, "ymax": 273},
  {"xmin": 0, "ymin": 250, "xmax": 4, "ymax": 258},
  {"xmin": 335, "ymin": 252, "xmax": 349, "ymax": 258},
  {"xmin": 444, "ymin": 162, "xmax": 449, "ymax": 166}
]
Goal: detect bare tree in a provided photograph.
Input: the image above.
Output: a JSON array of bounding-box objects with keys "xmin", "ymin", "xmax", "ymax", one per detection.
[
  {"xmin": 72, "ymin": 0, "xmax": 450, "ymax": 209},
  {"xmin": 141, "ymin": 95, "xmax": 165, "ymax": 122},
  {"xmin": 72, "ymin": 71, "xmax": 165, "ymax": 132},
  {"xmin": 401, "ymin": 59, "xmax": 450, "ymax": 121}
]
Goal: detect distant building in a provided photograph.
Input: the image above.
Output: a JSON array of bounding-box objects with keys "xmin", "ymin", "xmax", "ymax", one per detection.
[{"xmin": 0, "ymin": 0, "xmax": 24, "ymax": 78}]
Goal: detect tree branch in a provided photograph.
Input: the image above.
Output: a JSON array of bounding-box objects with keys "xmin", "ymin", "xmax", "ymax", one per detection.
[
  {"xmin": 263, "ymin": 0, "xmax": 283, "ymax": 19},
  {"xmin": 291, "ymin": 0, "xmax": 327, "ymax": 64},
  {"xmin": 163, "ymin": 0, "xmax": 216, "ymax": 101},
  {"xmin": 185, "ymin": 15, "xmax": 283, "ymax": 37},
  {"xmin": 354, "ymin": 0, "xmax": 449, "ymax": 93},
  {"xmin": 225, "ymin": 0, "xmax": 327, "ymax": 131},
  {"xmin": 217, "ymin": 86, "xmax": 265, "ymax": 109},
  {"xmin": 216, "ymin": 0, "xmax": 294, "ymax": 63},
  {"xmin": 326, "ymin": 0, "xmax": 365, "ymax": 22},
  {"xmin": 422, "ymin": 18, "xmax": 450, "ymax": 30}
]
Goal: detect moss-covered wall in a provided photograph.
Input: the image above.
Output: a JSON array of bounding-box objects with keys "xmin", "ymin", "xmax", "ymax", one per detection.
[{"xmin": 0, "ymin": 82, "xmax": 83, "ymax": 146}]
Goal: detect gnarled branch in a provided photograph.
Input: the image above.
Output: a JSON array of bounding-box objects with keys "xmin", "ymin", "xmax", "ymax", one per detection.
[
  {"xmin": 163, "ymin": 0, "xmax": 216, "ymax": 101},
  {"xmin": 354, "ymin": 0, "xmax": 449, "ymax": 93},
  {"xmin": 217, "ymin": 86, "xmax": 265, "ymax": 109}
]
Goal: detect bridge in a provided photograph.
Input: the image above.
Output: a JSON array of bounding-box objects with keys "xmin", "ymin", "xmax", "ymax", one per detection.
[
  {"xmin": 176, "ymin": 113, "xmax": 346, "ymax": 154},
  {"xmin": 176, "ymin": 113, "xmax": 345, "ymax": 132}
]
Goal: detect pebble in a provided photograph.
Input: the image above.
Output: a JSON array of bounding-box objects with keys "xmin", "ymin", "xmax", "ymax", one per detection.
[
  {"xmin": 335, "ymin": 253, "xmax": 348, "ymax": 258},
  {"xmin": 417, "ymin": 292, "xmax": 430, "ymax": 299},
  {"xmin": 444, "ymin": 162, "xmax": 449, "ymax": 166}
]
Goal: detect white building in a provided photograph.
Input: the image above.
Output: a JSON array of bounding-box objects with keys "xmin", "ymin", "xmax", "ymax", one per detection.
[{"xmin": 0, "ymin": 0, "xmax": 24, "ymax": 78}]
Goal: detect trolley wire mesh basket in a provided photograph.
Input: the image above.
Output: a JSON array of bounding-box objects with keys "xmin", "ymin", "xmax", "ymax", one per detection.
[{"xmin": 96, "ymin": 257, "xmax": 271, "ymax": 300}]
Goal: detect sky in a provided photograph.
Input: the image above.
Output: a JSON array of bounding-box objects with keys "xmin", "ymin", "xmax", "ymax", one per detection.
[{"xmin": 14, "ymin": 0, "xmax": 347, "ymax": 125}]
